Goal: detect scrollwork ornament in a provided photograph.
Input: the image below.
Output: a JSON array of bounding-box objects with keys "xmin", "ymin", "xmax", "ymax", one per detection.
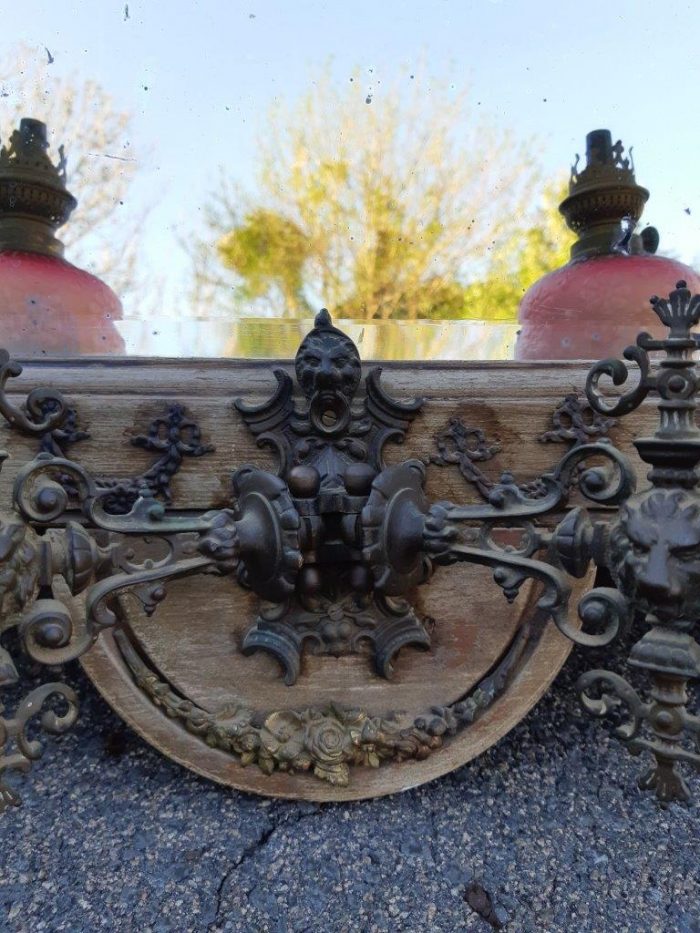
[
  {"xmin": 538, "ymin": 393, "xmax": 617, "ymax": 446},
  {"xmin": 431, "ymin": 394, "xmax": 617, "ymax": 502},
  {"xmin": 4, "ymin": 284, "xmax": 699, "ymax": 812},
  {"xmin": 13, "ymin": 452, "xmax": 97, "ymax": 524},
  {"xmin": 0, "ymin": 682, "xmax": 79, "ymax": 812},
  {"xmin": 585, "ymin": 342, "xmax": 654, "ymax": 417},
  {"xmin": 18, "ymin": 598, "xmax": 86, "ymax": 667},
  {"xmin": 578, "ymin": 669, "xmax": 648, "ymax": 742},
  {"xmin": 113, "ymin": 606, "xmax": 547, "ymax": 787},
  {"xmin": 430, "ymin": 419, "xmax": 500, "ymax": 499},
  {"xmin": 439, "ymin": 440, "xmax": 635, "ymax": 526},
  {"xmin": 568, "ymin": 587, "xmax": 629, "ymax": 648},
  {"xmin": 574, "ymin": 281, "xmax": 700, "ymax": 802},
  {"xmin": 0, "ymin": 350, "xmax": 69, "ymax": 436},
  {"xmin": 97, "ymin": 402, "xmax": 215, "ymax": 515}
]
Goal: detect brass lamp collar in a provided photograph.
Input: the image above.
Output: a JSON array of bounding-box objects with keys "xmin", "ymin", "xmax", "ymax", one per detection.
[
  {"xmin": 560, "ymin": 128, "xmax": 654, "ymax": 262},
  {"xmin": 0, "ymin": 118, "xmax": 77, "ymax": 258}
]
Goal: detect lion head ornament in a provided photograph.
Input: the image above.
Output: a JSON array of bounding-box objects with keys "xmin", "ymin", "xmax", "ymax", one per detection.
[{"xmin": 608, "ymin": 488, "xmax": 700, "ymax": 624}]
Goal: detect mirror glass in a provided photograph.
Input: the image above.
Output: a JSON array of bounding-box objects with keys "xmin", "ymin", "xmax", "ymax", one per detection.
[{"xmin": 1, "ymin": 2, "xmax": 697, "ymax": 359}]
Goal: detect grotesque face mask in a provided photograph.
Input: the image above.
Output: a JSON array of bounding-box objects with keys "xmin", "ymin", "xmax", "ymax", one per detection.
[{"xmin": 295, "ymin": 309, "xmax": 362, "ymax": 402}]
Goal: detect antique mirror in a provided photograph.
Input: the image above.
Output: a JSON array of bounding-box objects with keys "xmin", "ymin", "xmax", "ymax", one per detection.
[{"xmin": 1, "ymin": 2, "xmax": 699, "ymax": 812}]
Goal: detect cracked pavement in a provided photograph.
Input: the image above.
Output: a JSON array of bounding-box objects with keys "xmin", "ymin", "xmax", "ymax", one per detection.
[{"xmin": 1, "ymin": 633, "xmax": 699, "ymax": 932}]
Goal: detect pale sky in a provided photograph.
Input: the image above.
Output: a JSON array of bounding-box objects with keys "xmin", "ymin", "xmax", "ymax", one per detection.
[{"xmin": 3, "ymin": 0, "xmax": 700, "ymax": 319}]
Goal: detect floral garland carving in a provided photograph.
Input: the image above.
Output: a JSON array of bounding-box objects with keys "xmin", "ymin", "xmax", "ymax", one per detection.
[{"xmin": 114, "ymin": 612, "xmax": 541, "ymax": 786}]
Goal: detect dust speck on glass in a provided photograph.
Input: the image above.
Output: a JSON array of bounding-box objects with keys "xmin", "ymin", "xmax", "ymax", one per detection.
[{"xmin": 0, "ymin": 2, "xmax": 698, "ymax": 360}]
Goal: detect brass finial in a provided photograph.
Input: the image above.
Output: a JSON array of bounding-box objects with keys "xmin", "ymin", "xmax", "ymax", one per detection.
[
  {"xmin": 559, "ymin": 129, "xmax": 654, "ymax": 262},
  {"xmin": 0, "ymin": 118, "xmax": 77, "ymax": 258}
]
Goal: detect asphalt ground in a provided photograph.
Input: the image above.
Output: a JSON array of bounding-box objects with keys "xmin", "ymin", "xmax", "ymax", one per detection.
[{"xmin": 0, "ymin": 631, "xmax": 698, "ymax": 933}]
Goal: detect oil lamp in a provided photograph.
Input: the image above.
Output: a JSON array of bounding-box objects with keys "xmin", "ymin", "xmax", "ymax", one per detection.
[
  {"xmin": 516, "ymin": 129, "xmax": 700, "ymax": 359},
  {"xmin": 0, "ymin": 118, "xmax": 124, "ymax": 356}
]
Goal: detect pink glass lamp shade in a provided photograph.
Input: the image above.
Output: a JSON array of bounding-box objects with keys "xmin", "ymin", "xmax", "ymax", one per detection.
[
  {"xmin": 0, "ymin": 118, "xmax": 124, "ymax": 356},
  {"xmin": 516, "ymin": 129, "xmax": 700, "ymax": 360}
]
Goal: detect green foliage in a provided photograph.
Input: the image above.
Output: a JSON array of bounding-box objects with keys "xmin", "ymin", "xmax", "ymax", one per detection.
[
  {"xmin": 461, "ymin": 183, "xmax": 575, "ymax": 321},
  {"xmin": 192, "ymin": 68, "xmax": 574, "ymax": 325},
  {"xmin": 218, "ymin": 210, "xmax": 311, "ymax": 312}
]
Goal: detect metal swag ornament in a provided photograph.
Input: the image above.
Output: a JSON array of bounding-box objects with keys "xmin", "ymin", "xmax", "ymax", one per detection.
[{"xmin": 0, "ymin": 288, "xmax": 699, "ymax": 810}]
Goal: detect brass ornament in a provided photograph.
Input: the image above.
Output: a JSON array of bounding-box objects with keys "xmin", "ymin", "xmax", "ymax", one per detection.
[
  {"xmin": 561, "ymin": 129, "xmax": 653, "ymax": 261},
  {"xmin": 431, "ymin": 393, "xmax": 617, "ymax": 501},
  {"xmin": 0, "ymin": 311, "xmax": 631, "ymax": 802},
  {"xmin": 4, "ymin": 290, "xmax": 700, "ymax": 806},
  {"xmin": 0, "ymin": 682, "xmax": 78, "ymax": 813},
  {"xmin": 0, "ymin": 118, "xmax": 76, "ymax": 258},
  {"xmin": 554, "ymin": 281, "xmax": 700, "ymax": 802}
]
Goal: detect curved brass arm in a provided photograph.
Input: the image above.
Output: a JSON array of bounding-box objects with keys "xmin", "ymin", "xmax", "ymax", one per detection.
[
  {"xmin": 442, "ymin": 441, "xmax": 635, "ymax": 522},
  {"xmin": 438, "ymin": 544, "xmax": 625, "ymax": 649}
]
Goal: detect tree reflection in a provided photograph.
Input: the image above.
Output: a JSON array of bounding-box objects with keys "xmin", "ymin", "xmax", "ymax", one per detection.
[{"xmin": 190, "ymin": 65, "xmax": 573, "ymax": 356}]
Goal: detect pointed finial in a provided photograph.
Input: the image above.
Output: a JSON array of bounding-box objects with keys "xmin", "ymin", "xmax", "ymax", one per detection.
[{"xmin": 314, "ymin": 308, "xmax": 333, "ymax": 329}]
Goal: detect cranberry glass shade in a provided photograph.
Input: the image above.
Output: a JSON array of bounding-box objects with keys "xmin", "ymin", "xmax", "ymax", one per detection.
[
  {"xmin": 516, "ymin": 253, "xmax": 700, "ymax": 360},
  {"xmin": 516, "ymin": 129, "xmax": 700, "ymax": 360},
  {"xmin": 0, "ymin": 250, "xmax": 124, "ymax": 356}
]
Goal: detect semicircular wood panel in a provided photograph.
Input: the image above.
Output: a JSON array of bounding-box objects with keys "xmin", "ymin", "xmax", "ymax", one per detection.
[
  {"xmin": 77, "ymin": 562, "xmax": 592, "ymax": 802},
  {"xmin": 0, "ymin": 355, "xmax": 633, "ymax": 800}
]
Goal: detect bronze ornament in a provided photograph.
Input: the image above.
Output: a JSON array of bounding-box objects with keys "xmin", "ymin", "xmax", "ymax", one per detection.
[
  {"xmin": 431, "ymin": 393, "xmax": 617, "ymax": 501},
  {"xmin": 0, "ymin": 682, "xmax": 78, "ymax": 813},
  {"xmin": 25, "ymin": 398, "xmax": 215, "ymax": 514},
  {"xmin": 0, "ymin": 118, "xmax": 76, "ymax": 259},
  {"xmin": 113, "ymin": 612, "xmax": 536, "ymax": 787},
  {"xmin": 552, "ymin": 280, "xmax": 700, "ymax": 802},
  {"xmin": 0, "ymin": 311, "xmax": 628, "ymax": 801},
  {"xmin": 2, "ymin": 292, "xmax": 700, "ymax": 806}
]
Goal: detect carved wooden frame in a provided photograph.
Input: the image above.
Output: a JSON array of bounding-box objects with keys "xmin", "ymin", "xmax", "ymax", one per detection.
[{"xmin": 1, "ymin": 286, "xmax": 699, "ymax": 811}]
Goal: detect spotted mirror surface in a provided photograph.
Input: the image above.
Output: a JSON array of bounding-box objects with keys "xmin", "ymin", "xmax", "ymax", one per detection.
[{"xmin": 1, "ymin": 2, "xmax": 698, "ymax": 360}]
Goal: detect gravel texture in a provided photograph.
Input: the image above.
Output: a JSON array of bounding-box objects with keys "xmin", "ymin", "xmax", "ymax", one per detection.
[{"xmin": 1, "ymin": 633, "xmax": 698, "ymax": 933}]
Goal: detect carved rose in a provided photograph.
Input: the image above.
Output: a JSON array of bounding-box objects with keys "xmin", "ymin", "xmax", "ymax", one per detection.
[
  {"xmin": 304, "ymin": 715, "xmax": 354, "ymax": 784},
  {"xmin": 121, "ymin": 632, "xmax": 504, "ymax": 787},
  {"xmin": 210, "ymin": 708, "xmax": 260, "ymax": 765},
  {"xmin": 214, "ymin": 707, "xmax": 254, "ymax": 737},
  {"xmin": 259, "ymin": 710, "xmax": 311, "ymax": 774}
]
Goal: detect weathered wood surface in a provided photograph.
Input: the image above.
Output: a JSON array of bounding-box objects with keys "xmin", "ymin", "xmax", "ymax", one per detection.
[
  {"xmin": 0, "ymin": 357, "xmax": 655, "ymax": 512},
  {"xmin": 3, "ymin": 357, "xmax": 657, "ymax": 800},
  {"xmin": 81, "ymin": 573, "xmax": 593, "ymax": 802},
  {"xmin": 125, "ymin": 563, "xmax": 528, "ymax": 715}
]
